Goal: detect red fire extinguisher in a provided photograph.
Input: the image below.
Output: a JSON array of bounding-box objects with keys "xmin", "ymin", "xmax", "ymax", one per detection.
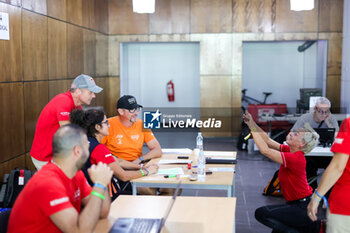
[{"xmin": 167, "ymin": 80, "xmax": 175, "ymax": 102}]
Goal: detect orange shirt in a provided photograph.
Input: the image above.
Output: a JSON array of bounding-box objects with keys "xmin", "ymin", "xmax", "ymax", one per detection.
[{"xmin": 101, "ymin": 116, "xmax": 156, "ymax": 161}]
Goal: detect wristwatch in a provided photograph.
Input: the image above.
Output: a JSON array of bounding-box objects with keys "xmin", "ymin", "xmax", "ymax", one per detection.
[{"xmin": 139, "ymin": 156, "xmax": 145, "ymax": 163}]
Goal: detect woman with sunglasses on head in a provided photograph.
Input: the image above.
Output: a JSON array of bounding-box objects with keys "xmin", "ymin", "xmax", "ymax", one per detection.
[
  {"xmin": 243, "ymin": 111, "xmax": 321, "ymax": 233},
  {"xmin": 70, "ymin": 108, "xmax": 158, "ymax": 198}
]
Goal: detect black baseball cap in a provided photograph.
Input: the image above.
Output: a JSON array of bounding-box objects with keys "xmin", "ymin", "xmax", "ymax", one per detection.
[{"xmin": 117, "ymin": 95, "xmax": 143, "ymax": 110}]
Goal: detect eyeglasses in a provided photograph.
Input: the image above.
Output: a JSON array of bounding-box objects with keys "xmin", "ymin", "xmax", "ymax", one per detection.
[
  {"xmin": 315, "ymin": 107, "xmax": 330, "ymax": 115},
  {"xmin": 128, "ymin": 107, "xmax": 141, "ymax": 113},
  {"xmin": 100, "ymin": 120, "xmax": 109, "ymax": 126}
]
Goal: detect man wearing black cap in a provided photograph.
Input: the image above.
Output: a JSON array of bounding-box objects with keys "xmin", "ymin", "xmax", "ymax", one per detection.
[
  {"xmin": 30, "ymin": 74, "xmax": 103, "ymax": 170},
  {"xmin": 102, "ymin": 95, "xmax": 162, "ymax": 165}
]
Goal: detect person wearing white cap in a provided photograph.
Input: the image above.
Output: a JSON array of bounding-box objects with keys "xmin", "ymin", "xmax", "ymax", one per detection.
[{"xmin": 30, "ymin": 74, "xmax": 103, "ymax": 170}]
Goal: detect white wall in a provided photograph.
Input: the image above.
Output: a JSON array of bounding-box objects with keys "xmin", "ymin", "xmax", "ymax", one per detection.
[
  {"xmin": 341, "ymin": 0, "xmax": 350, "ymax": 113},
  {"xmin": 120, "ymin": 42, "xmax": 200, "ymax": 108},
  {"xmin": 242, "ymin": 41, "xmax": 325, "ymax": 110}
]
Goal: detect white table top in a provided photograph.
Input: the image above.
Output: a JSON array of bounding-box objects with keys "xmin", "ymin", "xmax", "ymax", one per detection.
[
  {"xmin": 306, "ymin": 146, "xmax": 333, "ymax": 157},
  {"xmin": 94, "ymin": 195, "xmax": 237, "ymax": 233}
]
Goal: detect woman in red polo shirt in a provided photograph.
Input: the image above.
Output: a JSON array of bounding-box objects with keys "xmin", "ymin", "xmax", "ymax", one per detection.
[
  {"xmin": 308, "ymin": 117, "xmax": 350, "ymax": 232},
  {"xmin": 70, "ymin": 108, "xmax": 158, "ymax": 199},
  {"xmin": 243, "ymin": 111, "xmax": 321, "ymax": 233}
]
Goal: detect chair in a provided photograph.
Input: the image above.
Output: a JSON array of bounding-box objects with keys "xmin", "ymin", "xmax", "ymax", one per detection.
[{"xmin": 0, "ymin": 209, "xmax": 11, "ymax": 233}]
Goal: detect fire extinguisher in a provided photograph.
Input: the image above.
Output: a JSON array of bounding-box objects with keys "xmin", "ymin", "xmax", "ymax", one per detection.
[{"xmin": 167, "ymin": 80, "xmax": 175, "ymax": 102}]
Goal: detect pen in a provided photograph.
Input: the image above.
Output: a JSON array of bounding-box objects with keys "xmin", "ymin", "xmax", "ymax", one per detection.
[
  {"xmin": 164, "ymin": 175, "xmax": 177, "ymax": 178},
  {"xmin": 192, "ymin": 166, "xmax": 198, "ymax": 168}
]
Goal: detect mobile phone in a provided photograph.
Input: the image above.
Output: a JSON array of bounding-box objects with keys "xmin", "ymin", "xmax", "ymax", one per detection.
[{"xmin": 178, "ymin": 156, "xmax": 189, "ymax": 159}]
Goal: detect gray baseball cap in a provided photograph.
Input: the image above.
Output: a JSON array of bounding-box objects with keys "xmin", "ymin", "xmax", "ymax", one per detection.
[{"xmin": 71, "ymin": 74, "xmax": 103, "ymax": 93}]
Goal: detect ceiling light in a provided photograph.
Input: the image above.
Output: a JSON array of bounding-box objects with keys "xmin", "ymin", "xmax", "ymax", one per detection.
[
  {"xmin": 290, "ymin": 0, "xmax": 314, "ymax": 11},
  {"xmin": 132, "ymin": 0, "xmax": 155, "ymax": 14}
]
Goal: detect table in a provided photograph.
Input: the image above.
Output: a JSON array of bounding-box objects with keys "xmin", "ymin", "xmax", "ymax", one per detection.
[
  {"xmin": 259, "ymin": 113, "xmax": 348, "ymax": 123},
  {"xmin": 306, "ymin": 146, "xmax": 333, "ymax": 157},
  {"xmin": 94, "ymin": 195, "xmax": 237, "ymax": 233},
  {"xmin": 131, "ymin": 151, "xmax": 236, "ymax": 197}
]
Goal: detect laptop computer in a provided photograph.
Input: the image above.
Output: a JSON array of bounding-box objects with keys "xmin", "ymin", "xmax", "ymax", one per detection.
[
  {"xmin": 313, "ymin": 128, "xmax": 336, "ymax": 147},
  {"xmin": 109, "ymin": 182, "xmax": 181, "ymax": 233}
]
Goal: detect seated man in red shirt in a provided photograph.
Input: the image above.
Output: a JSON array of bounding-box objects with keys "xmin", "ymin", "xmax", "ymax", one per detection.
[
  {"xmin": 243, "ymin": 111, "xmax": 321, "ymax": 233},
  {"xmin": 7, "ymin": 124, "xmax": 113, "ymax": 233}
]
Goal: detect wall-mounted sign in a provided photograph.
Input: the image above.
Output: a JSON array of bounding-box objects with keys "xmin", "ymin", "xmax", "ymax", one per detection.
[{"xmin": 0, "ymin": 12, "xmax": 10, "ymax": 40}]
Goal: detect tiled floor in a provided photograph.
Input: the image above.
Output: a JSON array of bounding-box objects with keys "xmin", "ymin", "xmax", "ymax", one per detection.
[{"xmin": 153, "ymin": 132, "xmax": 286, "ymax": 233}]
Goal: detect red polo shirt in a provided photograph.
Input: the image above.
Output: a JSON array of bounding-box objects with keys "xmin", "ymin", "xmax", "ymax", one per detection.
[
  {"xmin": 279, "ymin": 144, "xmax": 313, "ymax": 202},
  {"xmin": 7, "ymin": 163, "xmax": 92, "ymax": 233},
  {"xmin": 30, "ymin": 91, "xmax": 82, "ymax": 161},
  {"xmin": 329, "ymin": 117, "xmax": 350, "ymax": 215}
]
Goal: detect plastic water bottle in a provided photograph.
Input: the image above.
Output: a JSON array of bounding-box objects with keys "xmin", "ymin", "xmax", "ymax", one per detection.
[
  {"xmin": 196, "ymin": 132, "xmax": 203, "ymax": 150},
  {"xmin": 196, "ymin": 132, "xmax": 206, "ymax": 180}
]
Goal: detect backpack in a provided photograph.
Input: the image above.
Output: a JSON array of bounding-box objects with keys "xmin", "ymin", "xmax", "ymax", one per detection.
[
  {"xmin": 263, "ymin": 169, "xmax": 283, "ymax": 197},
  {"xmin": 1, "ymin": 169, "xmax": 33, "ymax": 208}
]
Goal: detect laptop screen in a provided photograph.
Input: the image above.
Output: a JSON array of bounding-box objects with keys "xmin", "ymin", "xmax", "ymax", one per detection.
[
  {"xmin": 313, "ymin": 128, "xmax": 335, "ymax": 146},
  {"xmin": 159, "ymin": 181, "xmax": 181, "ymax": 229}
]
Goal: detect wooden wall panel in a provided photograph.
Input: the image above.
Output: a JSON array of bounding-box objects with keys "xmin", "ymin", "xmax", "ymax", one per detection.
[
  {"xmin": 200, "ymin": 76, "xmax": 232, "ymax": 108},
  {"xmin": 22, "ymin": 10, "xmax": 48, "ymax": 81},
  {"xmin": 0, "ymin": 155, "xmax": 26, "ymax": 185},
  {"xmin": 67, "ymin": 0, "xmax": 82, "ymax": 26},
  {"xmin": 109, "ymin": 0, "xmax": 148, "ymax": 35},
  {"xmin": 0, "ymin": 83, "xmax": 25, "ymax": 162},
  {"xmin": 319, "ymin": 0, "xmax": 343, "ymax": 32},
  {"xmin": 149, "ymin": 0, "xmax": 190, "ymax": 34},
  {"xmin": 95, "ymin": 0, "xmax": 108, "ymax": 34},
  {"xmin": 191, "ymin": 0, "xmax": 232, "ymax": 33},
  {"xmin": 22, "ymin": 0, "xmax": 47, "ymax": 15},
  {"xmin": 0, "ymin": 0, "xmax": 21, "ymax": 6},
  {"xmin": 0, "ymin": 3, "xmax": 22, "ymax": 82},
  {"xmin": 24, "ymin": 81, "xmax": 49, "ymax": 151},
  {"xmin": 48, "ymin": 18, "xmax": 67, "ymax": 79},
  {"xmin": 83, "ymin": 0, "xmax": 95, "ymax": 29},
  {"xmin": 232, "ymin": 0, "xmax": 274, "ymax": 33},
  {"xmin": 319, "ymin": 33, "xmax": 343, "ymax": 75},
  {"xmin": 49, "ymin": 79, "xmax": 69, "ymax": 100},
  {"xmin": 83, "ymin": 29, "xmax": 96, "ymax": 77},
  {"xmin": 96, "ymin": 33, "xmax": 109, "ymax": 76},
  {"xmin": 326, "ymin": 75, "xmax": 341, "ymax": 109},
  {"xmin": 47, "ymin": 0, "xmax": 66, "ymax": 21},
  {"xmin": 94, "ymin": 77, "xmax": 120, "ymax": 118},
  {"xmin": 191, "ymin": 34, "xmax": 232, "ymax": 75},
  {"xmin": 276, "ymin": 0, "xmax": 319, "ymax": 32},
  {"xmin": 67, "ymin": 24, "xmax": 84, "ymax": 78}
]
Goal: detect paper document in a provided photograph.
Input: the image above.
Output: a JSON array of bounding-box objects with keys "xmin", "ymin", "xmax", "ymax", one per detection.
[
  {"xmin": 158, "ymin": 159, "xmax": 192, "ymax": 164},
  {"xmin": 157, "ymin": 168, "xmax": 184, "ymax": 175},
  {"xmin": 204, "ymin": 151, "xmax": 234, "ymax": 157},
  {"xmin": 162, "ymin": 148, "xmax": 192, "ymax": 154},
  {"xmin": 209, "ymin": 167, "xmax": 235, "ymax": 172}
]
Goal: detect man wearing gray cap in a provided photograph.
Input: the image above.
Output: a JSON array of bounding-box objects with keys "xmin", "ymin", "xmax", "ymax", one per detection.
[{"xmin": 30, "ymin": 74, "xmax": 103, "ymax": 170}]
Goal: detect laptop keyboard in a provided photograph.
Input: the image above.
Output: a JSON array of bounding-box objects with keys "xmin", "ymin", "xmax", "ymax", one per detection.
[{"xmin": 131, "ymin": 219, "xmax": 160, "ymax": 233}]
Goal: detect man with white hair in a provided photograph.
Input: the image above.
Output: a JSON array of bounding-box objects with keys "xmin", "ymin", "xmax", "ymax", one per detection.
[
  {"xmin": 292, "ymin": 97, "xmax": 339, "ymax": 132},
  {"xmin": 291, "ymin": 97, "xmax": 339, "ymax": 190}
]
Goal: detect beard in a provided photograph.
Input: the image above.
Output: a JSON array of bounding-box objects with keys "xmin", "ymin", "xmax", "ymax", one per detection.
[{"xmin": 76, "ymin": 149, "xmax": 89, "ymax": 170}]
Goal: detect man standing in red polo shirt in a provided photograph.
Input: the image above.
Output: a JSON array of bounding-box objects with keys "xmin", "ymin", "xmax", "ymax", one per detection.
[
  {"xmin": 30, "ymin": 74, "xmax": 103, "ymax": 170},
  {"xmin": 308, "ymin": 118, "xmax": 350, "ymax": 232}
]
